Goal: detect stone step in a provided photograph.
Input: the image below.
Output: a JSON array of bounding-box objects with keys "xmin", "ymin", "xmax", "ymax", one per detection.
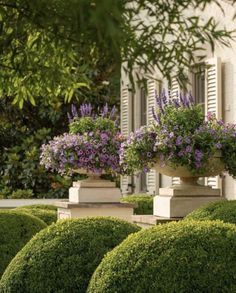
[{"xmin": 132, "ymin": 215, "xmax": 182, "ymax": 228}]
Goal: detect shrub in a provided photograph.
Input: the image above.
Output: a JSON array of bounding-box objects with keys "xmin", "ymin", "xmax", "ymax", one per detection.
[
  {"xmin": 15, "ymin": 204, "xmax": 57, "ymax": 211},
  {"xmin": 0, "ymin": 217, "xmax": 140, "ymax": 292},
  {"xmin": 121, "ymin": 194, "xmax": 153, "ymax": 214},
  {"xmin": 88, "ymin": 220, "xmax": 236, "ymax": 293},
  {"xmin": 15, "ymin": 208, "xmax": 57, "ymax": 225},
  {"xmin": 9, "ymin": 189, "xmax": 34, "ymax": 199},
  {"xmin": 184, "ymin": 200, "xmax": 236, "ymax": 224},
  {"xmin": 0, "ymin": 210, "xmax": 46, "ymax": 277}
]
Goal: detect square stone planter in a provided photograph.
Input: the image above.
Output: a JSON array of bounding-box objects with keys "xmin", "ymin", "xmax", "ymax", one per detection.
[{"xmin": 56, "ymin": 178, "xmax": 135, "ymax": 222}]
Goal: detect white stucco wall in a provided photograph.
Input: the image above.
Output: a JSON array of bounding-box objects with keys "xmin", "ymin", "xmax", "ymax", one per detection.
[
  {"xmin": 121, "ymin": 1, "xmax": 236, "ymax": 199},
  {"xmin": 201, "ymin": 2, "xmax": 236, "ymax": 199}
]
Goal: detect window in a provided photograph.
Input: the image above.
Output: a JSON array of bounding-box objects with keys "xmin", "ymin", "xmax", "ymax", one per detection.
[
  {"xmin": 193, "ymin": 67, "xmax": 205, "ymax": 113},
  {"xmin": 140, "ymin": 87, "xmax": 147, "ymax": 126}
]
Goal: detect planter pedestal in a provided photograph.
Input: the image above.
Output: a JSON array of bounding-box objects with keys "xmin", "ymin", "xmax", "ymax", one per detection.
[
  {"xmin": 56, "ymin": 177, "xmax": 135, "ymax": 222},
  {"xmin": 153, "ymin": 159, "xmax": 224, "ymax": 218},
  {"xmin": 154, "ymin": 184, "xmax": 222, "ymax": 218}
]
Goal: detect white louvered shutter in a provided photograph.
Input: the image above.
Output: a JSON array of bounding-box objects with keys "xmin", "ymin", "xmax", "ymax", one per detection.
[
  {"xmin": 120, "ymin": 87, "xmax": 132, "ymax": 194},
  {"xmin": 170, "ymin": 78, "xmax": 181, "ymax": 185},
  {"xmin": 170, "ymin": 78, "xmax": 180, "ymax": 99},
  {"xmin": 146, "ymin": 79, "xmax": 160, "ymax": 195},
  {"xmin": 205, "ymin": 57, "xmax": 222, "ymax": 190}
]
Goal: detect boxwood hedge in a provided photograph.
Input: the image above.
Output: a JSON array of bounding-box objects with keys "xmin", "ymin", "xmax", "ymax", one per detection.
[
  {"xmin": 121, "ymin": 194, "xmax": 153, "ymax": 214},
  {"xmin": 0, "ymin": 210, "xmax": 46, "ymax": 277},
  {"xmin": 15, "ymin": 208, "xmax": 57, "ymax": 225},
  {"xmin": 88, "ymin": 220, "xmax": 236, "ymax": 293},
  {"xmin": 0, "ymin": 217, "xmax": 140, "ymax": 293},
  {"xmin": 15, "ymin": 204, "xmax": 57, "ymax": 211},
  {"xmin": 185, "ymin": 200, "xmax": 236, "ymax": 224}
]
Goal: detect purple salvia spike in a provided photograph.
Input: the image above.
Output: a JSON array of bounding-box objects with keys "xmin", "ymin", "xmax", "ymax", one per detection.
[
  {"xmin": 152, "ymin": 106, "xmax": 159, "ymax": 123},
  {"xmin": 67, "ymin": 112, "xmax": 72, "ymax": 123},
  {"xmin": 182, "ymin": 95, "xmax": 187, "ymax": 107},
  {"xmin": 189, "ymin": 92, "xmax": 195, "ymax": 105},
  {"xmin": 179, "ymin": 93, "xmax": 184, "ymax": 106},
  {"xmin": 185, "ymin": 95, "xmax": 190, "ymax": 108},
  {"xmin": 162, "ymin": 89, "xmax": 167, "ymax": 105},
  {"xmin": 110, "ymin": 106, "xmax": 117, "ymax": 119},
  {"xmin": 103, "ymin": 103, "xmax": 109, "ymax": 117},
  {"xmin": 71, "ymin": 104, "xmax": 78, "ymax": 118},
  {"xmin": 115, "ymin": 118, "xmax": 120, "ymax": 128},
  {"xmin": 173, "ymin": 98, "xmax": 180, "ymax": 108},
  {"xmin": 88, "ymin": 103, "xmax": 92, "ymax": 116}
]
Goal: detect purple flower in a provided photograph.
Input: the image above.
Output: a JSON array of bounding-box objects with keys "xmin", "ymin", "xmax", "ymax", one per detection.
[
  {"xmin": 176, "ymin": 136, "xmax": 182, "ymax": 146},
  {"xmin": 101, "ymin": 132, "xmax": 109, "ymax": 141},
  {"xmin": 215, "ymin": 142, "xmax": 222, "ymax": 149},
  {"xmin": 185, "ymin": 137, "xmax": 191, "ymax": 144},
  {"xmin": 194, "ymin": 149, "xmax": 203, "ymax": 161},
  {"xmin": 186, "ymin": 145, "xmax": 192, "ymax": 153}
]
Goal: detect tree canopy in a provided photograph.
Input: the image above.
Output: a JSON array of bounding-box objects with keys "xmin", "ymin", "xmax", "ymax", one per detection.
[{"xmin": 0, "ymin": 0, "xmax": 235, "ymax": 107}]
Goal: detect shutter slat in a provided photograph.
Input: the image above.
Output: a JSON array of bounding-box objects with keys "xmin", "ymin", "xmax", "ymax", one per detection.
[
  {"xmin": 170, "ymin": 78, "xmax": 181, "ymax": 185},
  {"xmin": 146, "ymin": 79, "xmax": 159, "ymax": 195},
  {"xmin": 120, "ymin": 87, "xmax": 132, "ymax": 194},
  {"xmin": 205, "ymin": 57, "xmax": 222, "ymax": 189}
]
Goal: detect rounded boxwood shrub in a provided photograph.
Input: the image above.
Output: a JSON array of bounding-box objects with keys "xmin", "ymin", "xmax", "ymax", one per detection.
[
  {"xmin": 15, "ymin": 208, "xmax": 57, "ymax": 225},
  {"xmin": 184, "ymin": 200, "xmax": 236, "ymax": 224},
  {"xmin": 121, "ymin": 194, "xmax": 153, "ymax": 214},
  {"xmin": 88, "ymin": 220, "xmax": 236, "ymax": 293},
  {"xmin": 0, "ymin": 217, "xmax": 140, "ymax": 292},
  {"xmin": 0, "ymin": 210, "xmax": 46, "ymax": 277}
]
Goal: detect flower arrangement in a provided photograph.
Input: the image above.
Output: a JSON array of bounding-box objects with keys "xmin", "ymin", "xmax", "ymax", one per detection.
[
  {"xmin": 40, "ymin": 104, "xmax": 124, "ymax": 176},
  {"xmin": 120, "ymin": 91, "xmax": 236, "ymax": 178}
]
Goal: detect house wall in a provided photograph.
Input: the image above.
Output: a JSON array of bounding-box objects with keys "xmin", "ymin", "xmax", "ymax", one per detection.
[
  {"xmin": 121, "ymin": 1, "xmax": 236, "ymax": 199},
  {"xmin": 202, "ymin": 2, "xmax": 236, "ymax": 199}
]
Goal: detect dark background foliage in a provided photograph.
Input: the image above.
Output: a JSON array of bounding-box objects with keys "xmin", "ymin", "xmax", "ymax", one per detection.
[{"xmin": 0, "ymin": 71, "xmax": 120, "ymax": 198}]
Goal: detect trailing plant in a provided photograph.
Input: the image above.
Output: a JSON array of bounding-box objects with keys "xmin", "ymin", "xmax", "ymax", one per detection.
[
  {"xmin": 120, "ymin": 92, "xmax": 236, "ymax": 178},
  {"xmin": 41, "ymin": 104, "xmax": 124, "ymax": 175}
]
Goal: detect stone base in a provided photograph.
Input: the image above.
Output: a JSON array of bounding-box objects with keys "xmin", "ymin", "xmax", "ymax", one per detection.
[
  {"xmin": 132, "ymin": 215, "xmax": 181, "ymax": 228},
  {"xmin": 154, "ymin": 194, "xmax": 223, "ymax": 218},
  {"xmin": 160, "ymin": 185, "xmax": 221, "ymax": 197},
  {"xmin": 69, "ymin": 180, "xmax": 121, "ymax": 203},
  {"xmin": 56, "ymin": 202, "xmax": 135, "ymax": 222}
]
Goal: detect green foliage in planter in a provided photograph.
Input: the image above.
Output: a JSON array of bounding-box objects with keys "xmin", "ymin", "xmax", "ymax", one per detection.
[
  {"xmin": 185, "ymin": 200, "xmax": 236, "ymax": 224},
  {"xmin": 121, "ymin": 194, "xmax": 153, "ymax": 215},
  {"xmin": 15, "ymin": 208, "xmax": 57, "ymax": 226},
  {"xmin": 88, "ymin": 220, "xmax": 236, "ymax": 293},
  {"xmin": 0, "ymin": 217, "xmax": 140, "ymax": 293},
  {"xmin": 0, "ymin": 210, "xmax": 46, "ymax": 278}
]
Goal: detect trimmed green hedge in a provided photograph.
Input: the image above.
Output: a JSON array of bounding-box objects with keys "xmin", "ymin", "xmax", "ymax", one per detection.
[
  {"xmin": 0, "ymin": 210, "xmax": 46, "ymax": 277},
  {"xmin": 0, "ymin": 217, "xmax": 140, "ymax": 292},
  {"xmin": 88, "ymin": 220, "xmax": 236, "ymax": 293},
  {"xmin": 15, "ymin": 208, "xmax": 57, "ymax": 225},
  {"xmin": 121, "ymin": 194, "xmax": 153, "ymax": 214},
  {"xmin": 15, "ymin": 204, "xmax": 57, "ymax": 211},
  {"xmin": 185, "ymin": 200, "xmax": 236, "ymax": 224}
]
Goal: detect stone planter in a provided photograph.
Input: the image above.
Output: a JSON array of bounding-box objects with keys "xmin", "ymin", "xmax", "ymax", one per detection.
[
  {"xmin": 56, "ymin": 169, "xmax": 135, "ymax": 222},
  {"xmin": 152, "ymin": 155, "xmax": 224, "ymax": 218}
]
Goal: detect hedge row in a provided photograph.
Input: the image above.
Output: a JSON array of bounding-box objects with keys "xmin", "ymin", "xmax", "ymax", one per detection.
[{"xmin": 121, "ymin": 194, "xmax": 153, "ymax": 214}]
